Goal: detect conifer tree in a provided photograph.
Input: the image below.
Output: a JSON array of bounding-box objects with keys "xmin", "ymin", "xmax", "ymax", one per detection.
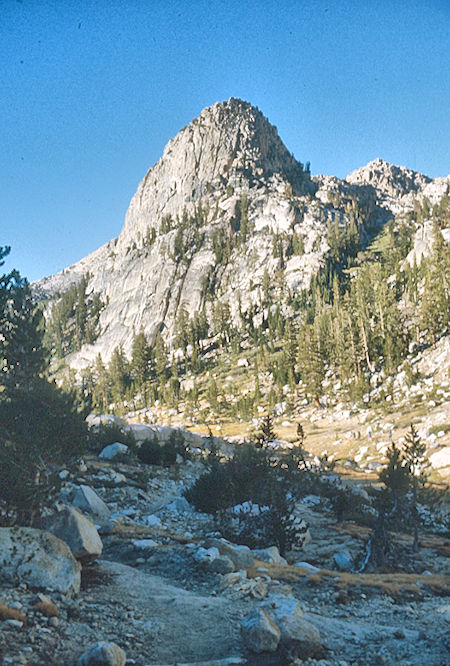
[
  {"xmin": 0, "ymin": 250, "xmax": 47, "ymax": 390},
  {"xmin": 403, "ymin": 424, "xmax": 428, "ymax": 552},
  {"xmin": 154, "ymin": 332, "xmax": 168, "ymax": 381},
  {"xmin": 0, "ymin": 247, "xmax": 86, "ymax": 525},
  {"xmin": 93, "ymin": 353, "xmax": 111, "ymax": 410},
  {"xmin": 109, "ymin": 345, "xmax": 129, "ymax": 403},
  {"xmin": 131, "ymin": 329, "xmax": 151, "ymax": 387}
]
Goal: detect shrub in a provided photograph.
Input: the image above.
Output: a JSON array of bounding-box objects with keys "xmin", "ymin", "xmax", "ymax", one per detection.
[
  {"xmin": 87, "ymin": 421, "xmax": 135, "ymax": 454},
  {"xmin": 184, "ymin": 443, "xmax": 309, "ymax": 555},
  {"xmin": 137, "ymin": 438, "xmax": 162, "ymax": 465},
  {"xmin": 137, "ymin": 430, "xmax": 189, "ymax": 467},
  {"xmin": 0, "ymin": 248, "xmax": 87, "ymax": 526}
]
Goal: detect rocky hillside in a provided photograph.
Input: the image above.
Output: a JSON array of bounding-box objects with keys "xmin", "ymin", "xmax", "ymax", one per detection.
[
  {"xmin": 1, "ymin": 419, "xmax": 449, "ymax": 665},
  {"xmin": 34, "ymin": 99, "xmax": 450, "ymax": 370}
]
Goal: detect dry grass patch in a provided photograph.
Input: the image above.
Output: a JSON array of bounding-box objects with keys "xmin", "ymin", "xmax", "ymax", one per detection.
[
  {"xmin": 104, "ymin": 521, "xmax": 198, "ymax": 545},
  {"xmin": 0, "ymin": 603, "xmax": 27, "ymax": 624},
  {"xmin": 332, "ymin": 522, "xmax": 450, "ymax": 553},
  {"xmin": 33, "ymin": 600, "xmax": 59, "ymax": 618},
  {"xmin": 248, "ymin": 561, "xmax": 450, "ymax": 597}
]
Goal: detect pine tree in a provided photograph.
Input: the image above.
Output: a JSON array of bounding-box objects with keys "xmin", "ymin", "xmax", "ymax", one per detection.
[
  {"xmin": 403, "ymin": 425, "xmax": 428, "ymax": 552},
  {"xmin": 0, "ymin": 252, "xmax": 47, "ymax": 391},
  {"xmin": 255, "ymin": 413, "xmax": 276, "ymax": 448},
  {"xmin": 298, "ymin": 322, "xmax": 324, "ymax": 406},
  {"xmin": 131, "ymin": 329, "xmax": 151, "ymax": 387},
  {"xmin": 154, "ymin": 333, "xmax": 168, "ymax": 381},
  {"xmin": 0, "ymin": 247, "xmax": 86, "ymax": 525},
  {"xmin": 93, "ymin": 353, "xmax": 111, "ymax": 410},
  {"xmin": 109, "ymin": 345, "xmax": 130, "ymax": 403},
  {"xmin": 420, "ymin": 220, "xmax": 449, "ymax": 345}
]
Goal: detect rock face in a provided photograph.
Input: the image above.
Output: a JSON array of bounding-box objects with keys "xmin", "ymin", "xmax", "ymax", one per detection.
[
  {"xmin": 0, "ymin": 527, "xmax": 81, "ymax": 595},
  {"xmin": 34, "ymin": 99, "xmax": 450, "ymax": 369}
]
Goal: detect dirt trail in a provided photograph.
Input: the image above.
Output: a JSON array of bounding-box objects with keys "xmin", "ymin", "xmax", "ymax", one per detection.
[{"xmin": 66, "ymin": 560, "xmax": 245, "ymax": 665}]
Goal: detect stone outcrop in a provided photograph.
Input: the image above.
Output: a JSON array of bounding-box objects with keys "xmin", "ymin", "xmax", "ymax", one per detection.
[{"xmin": 240, "ymin": 608, "xmax": 281, "ymax": 653}]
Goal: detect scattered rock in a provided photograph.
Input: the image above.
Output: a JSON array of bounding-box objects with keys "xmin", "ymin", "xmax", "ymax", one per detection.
[
  {"xmin": 333, "ymin": 551, "xmax": 353, "ymax": 572},
  {"xmin": 165, "ymin": 496, "xmax": 192, "ymax": 513},
  {"xmin": 203, "ymin": 538, "xmax": 254, "ymax": 570},
  {"xmin": 253, "ymin": 546, "xmax": 287, "ymax": 565},
  {"xmin": 429, "ymin": 447, "xmax": 450, "ymax": 472},
  {"xmin": 262, "ymin": 594, "xmax": 322, "ymax": 655}
]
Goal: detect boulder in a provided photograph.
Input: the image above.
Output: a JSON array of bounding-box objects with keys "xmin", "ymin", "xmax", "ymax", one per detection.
[
  {"xmin": 333, "ymin": 550, "xmax": 353, "ymax": 572},
  {"xmin": 165, "ymin": 496, "xmax": 192, "ymax": 513},
  {"xmin": 72, "ymin": 485, "xmax": 111, "ymax": 524},
  {"xmin": 253, "ymin": 546, "xmax": 287, "ymax": 565},
  {"xmin": 98, "ymin": 442, "xmax": 129, "ymax": 460},
  {"xmin": 86, "ymin": 414, "xmax": 125, "ymax": 428},
  {"xmin": 123, "ymin": 423, "xmax": 208, "ymax": 450},
  {"xmin": 203, "ymin": 538, "xmax": 254, "ymax": 570},
  {"xmin": 40, "ymin": 506, "xmax": 103, "ymax": 561},
  {"xmin": 241, "ymin": 608, "xmax": 281, "ymax": 653},
  {"xmin": 76, "ymin": 641, "xmax": 126, "ymax": 666},
  {"xmin": 429, "ymin": 447, "xmax": 450, "ymax": 470},
  {"xmin": 0, "ymin": 527, "xmax": 81, "ymax": 595},
  {"xmin": 262, "ymin": 594, "xmax": 321, "ymax": 655},
  {"xmin": 209, "ymin": 555, "xmax": 235, "ymax": 574},
  {"xmin": 133, "ymin": 539, "xmax": 158, "ymax": 551}
]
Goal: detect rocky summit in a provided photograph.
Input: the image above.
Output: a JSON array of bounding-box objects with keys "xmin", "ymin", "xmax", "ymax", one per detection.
[{"xmin": 33, "ymin": 99, "xmax": 449, "ymax": 369}]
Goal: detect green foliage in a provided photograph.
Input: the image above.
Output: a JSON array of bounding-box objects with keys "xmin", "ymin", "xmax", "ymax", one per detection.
[
  {"xmin": 185, "ymin": 443, "xmax": 309, "ymax": 555},
  {"xmin": 254, "ymin": 413, "xmax": 276, "ymax": 448},
  {"xmin": 360, "ymin": 426, "xmax": 430, "ymax": 570},
  {"xmin": 0, "ymin": 381, "xmax": 87, "ymax": 525},
  {"xmin": 86, "ymin": 421, "xmax": 135, "ymax": 454},
  {"xmin": 0, "ymin": 276, "xmax": 47, "ymax": 390},
  {"xmin": 0, "ymin": 247, "xmax": 87, "ymax": 525},
  {"xmin": 46, "ymin": 274, "xmax": 103, "ymax": 358},
  {"xmin": 185, "ymin": 444, "xmax": 274, "ymax": 514},
  {"xmin": 108, "ymin": 345, "xmax": 130, "ymax": 402},
  {"xmin": 131, "ymin": 329, "xmax": 152, "ymax": 387}
]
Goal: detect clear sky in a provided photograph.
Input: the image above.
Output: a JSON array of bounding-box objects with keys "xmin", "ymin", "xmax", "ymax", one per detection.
[{"xmin": 1, "ymin": 0, "xmax": 449, "ymax": 282}]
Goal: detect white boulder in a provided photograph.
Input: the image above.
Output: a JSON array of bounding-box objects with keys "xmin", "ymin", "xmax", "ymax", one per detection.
[
  {"xmin": 76, "ymin": 641, "xmax": 126, "ymax": 666},
  {"xmin": 98, "ymin": 442, "xmax": 129, "ymax": 460}
]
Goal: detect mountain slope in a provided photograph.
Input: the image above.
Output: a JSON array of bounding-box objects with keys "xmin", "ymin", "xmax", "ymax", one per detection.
[{"xmin": 34, "ymin": 99, "xmax": 449, "ymax": 370}]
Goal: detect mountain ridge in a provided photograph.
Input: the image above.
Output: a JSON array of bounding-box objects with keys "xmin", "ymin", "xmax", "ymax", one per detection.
[{"xmin": 34, "ymin": 99, "xmax": 449, "ymax": 369}]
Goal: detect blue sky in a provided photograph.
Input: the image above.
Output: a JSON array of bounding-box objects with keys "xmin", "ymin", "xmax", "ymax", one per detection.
[{"xmin": 1, "ymin": 0, "xmax": 449, "ymax": 281}]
